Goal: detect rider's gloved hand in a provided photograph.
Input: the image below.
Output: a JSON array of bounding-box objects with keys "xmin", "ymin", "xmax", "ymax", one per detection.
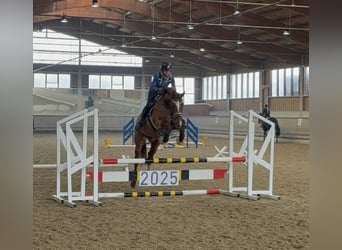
[{"xmin": 157, "ymin": 88, "xmax": 163, "ymax": 95}]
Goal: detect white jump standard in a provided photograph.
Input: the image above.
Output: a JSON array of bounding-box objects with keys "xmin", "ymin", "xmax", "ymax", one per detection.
[{"xmin": 223, "ymin": 110, "xmax": 280, "ymax": 200}]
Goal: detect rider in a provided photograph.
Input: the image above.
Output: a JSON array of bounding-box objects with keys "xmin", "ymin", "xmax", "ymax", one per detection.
[
  {"xmin": 262, "ymin": 104, "xmax": 271, "ymax": 118},
  {"xmin": 136, "ymin": 62, "xmax": 175, "ymax": 130}
]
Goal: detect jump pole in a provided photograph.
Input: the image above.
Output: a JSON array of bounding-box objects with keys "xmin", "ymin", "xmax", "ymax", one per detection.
[
  {"xmin": 83, "ymin": 156, "xmax": 246, "ymax": 202},
  {"xmin": 101, "ymin": 156, "xmax": 245, "ymax": 165},
  {"xmin": 86, "ymin": 167, "xmax": 232, "ymax": 199},
  {"xmin": 90, "ymin": 189, "xmax": 222, "ymax": 198}
]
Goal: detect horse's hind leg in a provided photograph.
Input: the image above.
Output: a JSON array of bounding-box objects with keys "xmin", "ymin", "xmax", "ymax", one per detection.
[
  {"xmin": 130, "ymin": 163, "xmax": 138, "ymax": 188},
  {"xmin": 132, "ymin": 133, "xmax": 147, "ymax": 188},
  {"xmin": 177, "ymin": 122, "xmax": 186, "ymax": 143},
  {"xmin": 147, "ymin": 139, "xmax": 160, "ymax": 161}
]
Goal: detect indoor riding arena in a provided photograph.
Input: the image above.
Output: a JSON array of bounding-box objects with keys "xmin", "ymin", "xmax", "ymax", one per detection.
[{"xmin": 33, "ymin": 1, "xmax": 309, "ymax": 249}]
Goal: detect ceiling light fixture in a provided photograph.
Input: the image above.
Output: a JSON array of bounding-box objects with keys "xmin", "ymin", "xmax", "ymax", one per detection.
[
  {"xmin": 187, "ymin": 0, "xmax": 194, "ymax": 30},
  {"xmin": 236, "ymin": 27, "xmax": 243, "ymax": 45},
  {"xmin": 283, "ymin": 9, "xmax": 292, "ymax": 36},
  {"xmin": 233, "ymin": 0, "xmax": 241, "ymax": 16},
  {"xmin": 233, "ymin": 9, "xmax": 240, "ymax": 16},
  {"xmin": 92, "ymin": 0, "xmax": 99, "ymax": 8},
  {"xmin": 151, "ymin": 2, "xmax": 157, "ymax": 40},
  {"xmin": 60, "ymin": 0, "xmax": 68, "ymax": 23},
  {"xmin": 198, "ymin": 39, "xmax": 205, "ymax": 52},
  {"xmin": 60, "ymin": 15, "xmax": 68, "ymax": 23},
  {"xmin": 187, "ymin": 22, "xmax": 194, "ymax": 30},
  {"xmin": 283, "ymin": 30, "xmax": 290, "ymax": 36}
]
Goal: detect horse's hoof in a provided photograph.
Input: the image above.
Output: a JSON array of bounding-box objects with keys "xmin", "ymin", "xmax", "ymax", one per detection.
[{"xmin": 130, "ymin": 181, "xmax": 136, "ymax": 189}]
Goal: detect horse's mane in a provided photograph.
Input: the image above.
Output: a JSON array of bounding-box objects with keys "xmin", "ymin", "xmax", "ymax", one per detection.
[{"xmin": 160, "ymin": 87, "xmax": 181, "ymax": 102}]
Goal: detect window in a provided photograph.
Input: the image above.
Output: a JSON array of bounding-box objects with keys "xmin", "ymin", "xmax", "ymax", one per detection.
[
  {"xmin": 222, "ymin": 75, "xmax": 227, "ymax": 100},
  {"xmin": 304, "ymin": 66, "xmax": 309, "ymax": 96},
  {"xmin": 212, "ymin": 76, "xmax": 217, "ymax": 99},
  {"xmin": 202, "ymin": 75, "xmax": 227, "ymax": 100},
  {"xmin": 271, "ymin": 70, "xmax": 278, "ymax": 96},
  {"xmin": 59, "ymin": 74, "xmax": 71, "ymax": 88},
  {"xmin": 231, "ymin": 75, "xmax": 236, "ymax": 98},
  {"xmin": 184, "ymin": 78, "xmax": 195, "ymax": 104},
  {"xmin": 230, "ymin": 71, "xmax": 260, "ymax": 99},
  {"xmin": 202, "ymin": 78, "xmax": 208, "ymax": 100},
  {"xmin": 236, "ymin": 74, "xmax": 242, "ymax": 98},
  {"xmin": 34, "ymin": 73, "xmax": 46, "ymax": 88},
  {"xmin": 285, "ymin": 68, "xmax": 292, "ymax": 96},
  {"xmin": 124, "ymin": 76, "xmax": 134, "ymax": 90},
  {"xmin": 271, "ymin": 67, "xmax": 300, "ymax": 97},
  {"xmin": 293, "ymin": 67, "xmax": 299, "ymax": 96},
  {"xmin": 89, "ymin": 75, "xmax": 100, "ymax": 89},
  {"xmin": 254, "ymin": 72, "xmax": 260, "ymax": 97},
  {"xmin": 33, "ymin": 73, "xmax": 70, "ymax": 88},
  {"xmin": 242, "ymin": 73, "xmax": 248, "ymax": 98},
  {"xmin": 89, "ymin": 74, "xmax": 135, "ymax": 90},
  {"xmin": 100, "ymin": 75, "xmax": 111, "ymax": 89},
  {"xmin": 33, "ymin": 29, "xmax": 143, "ymax": 67},
  {"xmin": 279, "ymin": 69, "xmax": 285, "ymax": 96},
  {"xmin": 175, "ymin": 77, "xmax": 195, "ymax": 104},
  {"xmin": 207, "ymin": 77, "xmax": 212, "ymax": 99},
  {"xmin": 112, "ymin": 76, "xmax": 123, "ymax": 89},
  {"xmin": 46, "ymin": 74, "xmax": 58, "ymax": 88}
]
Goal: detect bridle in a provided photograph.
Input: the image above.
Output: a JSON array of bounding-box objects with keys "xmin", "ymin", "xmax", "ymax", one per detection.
[{"xmin": 170, "ymin": 99, "xmax": 184, "ymax": 119}]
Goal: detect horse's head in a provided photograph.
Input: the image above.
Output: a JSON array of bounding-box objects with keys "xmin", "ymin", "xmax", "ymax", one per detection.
[{"xmin": 162, "ymin": 87, "xmax": 185, "ymax": 129}]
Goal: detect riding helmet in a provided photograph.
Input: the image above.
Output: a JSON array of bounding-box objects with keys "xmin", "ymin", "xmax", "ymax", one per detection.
[{"xmin": 160, "ymin": 62, "xmax": 172, "ymax": 71}]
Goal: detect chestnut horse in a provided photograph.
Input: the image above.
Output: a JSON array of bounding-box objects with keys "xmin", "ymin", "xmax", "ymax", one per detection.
[{"xmin": 132, "ymin": 87, "xmax": 186, "ymax": 188}]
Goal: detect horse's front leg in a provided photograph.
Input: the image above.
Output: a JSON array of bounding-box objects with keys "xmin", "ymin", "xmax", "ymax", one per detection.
[
  {"xmin": 161, "ymin": 125, "xmax": 171, "ymax": 143},
  {"xmin": 132, "ymin": 134, "xmax": 147, "ymax": 189},
  {"xmin": 177, "ymin": 118, "xmax": 186, "ymax": 143}
]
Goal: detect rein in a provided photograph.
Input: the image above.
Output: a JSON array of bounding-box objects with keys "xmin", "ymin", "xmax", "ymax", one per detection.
[
  {"xmin": 146, "ymin": 115, "xmax": 164, "ymax": 137},
  {"xmin": 145, "ymin": 98, "xmax": 183, "ymax": 136}
]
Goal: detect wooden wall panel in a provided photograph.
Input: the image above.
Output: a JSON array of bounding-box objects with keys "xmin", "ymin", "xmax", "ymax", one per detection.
[
  {"xmin": 303, "ymin": 96, "xmax": 309, "ymax": 111},
  {"xmin": 269, "ymin": 97, "xmax": 300, "ymax": 111},
  {"xmin": 229, "ymin": 98, "xmax": 260, "ymax": 111}
]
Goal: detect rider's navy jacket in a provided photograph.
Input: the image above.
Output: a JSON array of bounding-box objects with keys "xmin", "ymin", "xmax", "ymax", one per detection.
[{"xmin": 148, "ymin": 71, "xmax": 175, "ymax": 102}]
